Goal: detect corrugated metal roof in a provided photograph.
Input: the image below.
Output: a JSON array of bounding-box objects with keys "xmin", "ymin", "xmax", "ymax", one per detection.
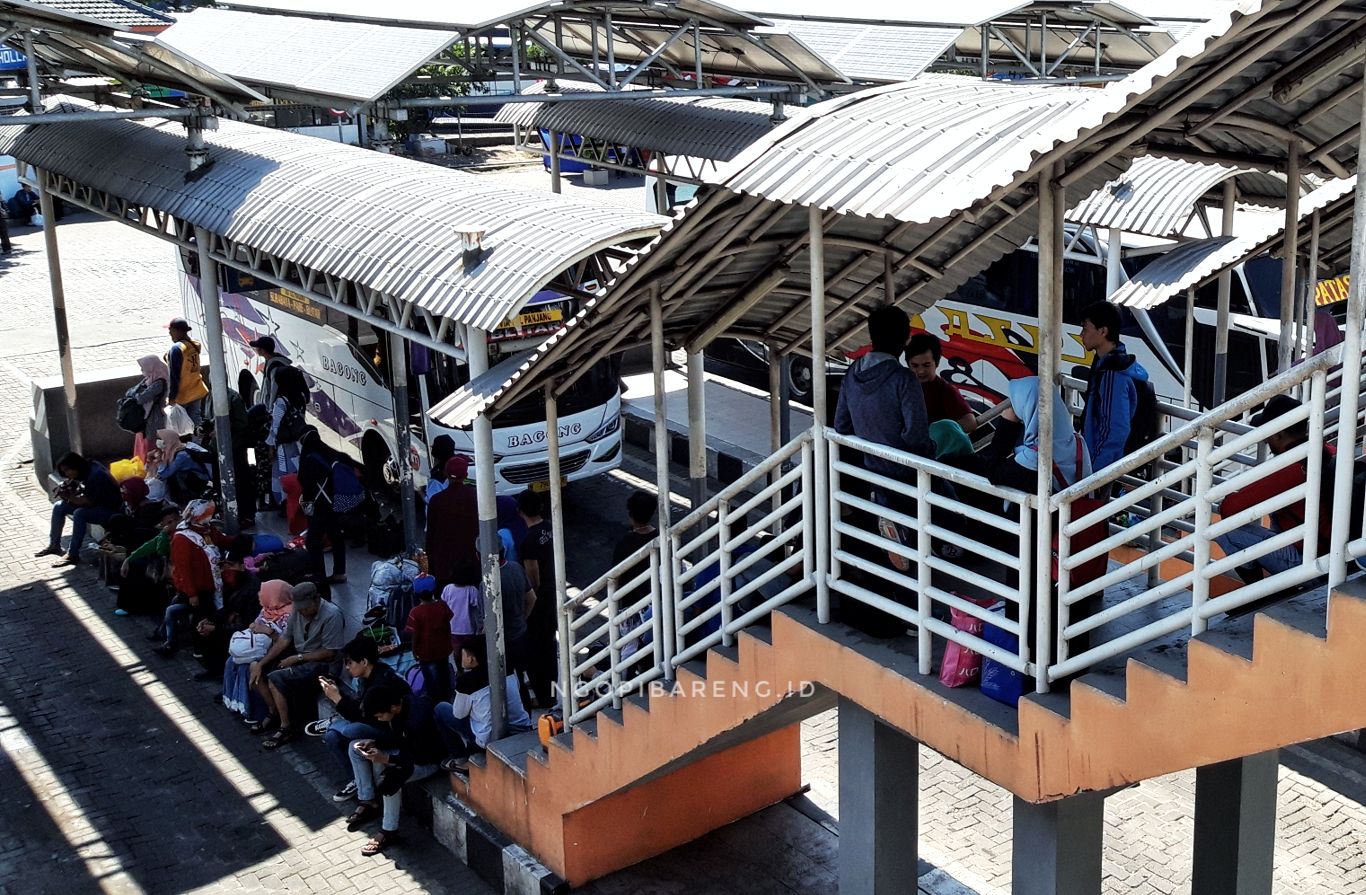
[
  {"xmin": 495, "ymin": 81, "xmax": 783, "ymax": 162},
  {"xmin": 0, "ymin": 104, "xmax": 664, "ymax": 333},
  {"xmin": 157, "ymin": 9, "xmax": 458, "ymax": 105},
  {"xmin": 720, "ymin": 75, "xmax": 1106, "ymax": 223},
  {"xmin": 765, "ymin": 18, "xmax": 958, "ymax": 83},
  {"xmin": 1110, "ymin": 177, "xmax": 1357, "ymax": 309},
  {"xmin": 0, "ymin": 1, "xmax": 265, "ymax": 105},
  {"xmin": 1066, "ymin": 156, "xmax": 1258, "ymax": 237},
  {"xmin": 222, "ymin": 0, "xmax": 768, "ymax": 30},
  {"xmin": 28, "ymin": 0, "xmax": 170, "ymax": 29}
]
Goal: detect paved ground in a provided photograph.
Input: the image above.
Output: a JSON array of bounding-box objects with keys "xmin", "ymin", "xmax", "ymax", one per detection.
[{"xmin": 6, "ymin": 213, "xmax": 1366, "ymax": 895}]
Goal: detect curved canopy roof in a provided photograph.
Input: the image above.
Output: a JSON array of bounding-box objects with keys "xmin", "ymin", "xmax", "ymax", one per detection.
[
  {"xmin": 1066, "ymin": 155, "xmax": 1291, "ymax": 238},
  {"xmin": 1109, "ymin": 177, "xmax": 1356, "ymax": 309},
  {"xmin": 495, "ymin": 80, "xmax": 785, "ymax": 162},
  {"xmin": 0, "ymin": 101, "xmax": 664, "ymax": 345}
]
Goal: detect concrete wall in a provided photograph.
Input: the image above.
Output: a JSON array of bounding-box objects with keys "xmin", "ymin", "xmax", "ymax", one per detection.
[{"xmin": 31, "ymin": 366, "xmax": 142, "ymax": 486}]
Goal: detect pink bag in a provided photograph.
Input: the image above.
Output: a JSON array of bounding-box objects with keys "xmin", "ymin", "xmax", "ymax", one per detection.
[{"xmin": 938, "ymin": 600, "xmax": 991, "ymax": 688}]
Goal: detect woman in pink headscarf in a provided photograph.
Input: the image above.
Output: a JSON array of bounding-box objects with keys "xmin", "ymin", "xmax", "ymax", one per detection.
[
  {"xmin": 223, "ymin": 579, "xmax": 294, "ymax": 722},
  {"xmin": 125, "ymin": 355, "xmax": 170, "ymax": 440}
]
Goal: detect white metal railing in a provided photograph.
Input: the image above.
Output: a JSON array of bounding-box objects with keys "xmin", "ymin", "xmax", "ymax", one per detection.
[
  {"xmin": 826, "ymin": 431, "xmax": 1038, "ymax": 678},
  {"xmin": 670, "ymin": 432, "xmax": 814, "ymax": 668},
  {"xmin": 555, "ymin": 342, "xmax": 1366, "ymax": 726},
  {"xmin": 1049, "ymin": 345, "xmax": 1346, "ymax": 682}
]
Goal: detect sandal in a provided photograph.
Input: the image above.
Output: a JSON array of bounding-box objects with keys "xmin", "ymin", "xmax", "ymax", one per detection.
[
  {"xmin": 262, "ymin": 727, "xmax": 296, "ymax": 750},
  {"xmin": 34, "ymin": 544, "xmax": 62, "ymax": 558},
  {"xmin": 52, "ymin": 555, "xmax": 80, "ymax": 567},
  {"xmin": 248, "ymin": 716, "xmax": 280, "ymax": 736},
  {"xmin": 346, "ymin": 801, "xmax": 381, "ymax": 831},
  {"xmin": 361, "ymin": 830, "xmax": 399, "ymax": 857}
]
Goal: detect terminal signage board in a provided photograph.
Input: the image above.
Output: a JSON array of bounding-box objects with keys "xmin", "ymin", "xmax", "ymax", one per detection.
[{"xmin": 0, "ymin": 47, "xmax": 27, "ymax": 71}]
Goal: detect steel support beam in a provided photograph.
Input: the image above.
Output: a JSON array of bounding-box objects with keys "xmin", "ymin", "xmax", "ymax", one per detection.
[
  {"xmin": 545, "ymin": 385, "xmax": 573, "ymax": 721},
  {"xmin": 37, "ymin": 169, "xmax": 80, "ymax": 455},
  {"xmin": 1278, "ymin": 143, "xmax": 1301, "ymax": 376},
  {"xmin": 194, "ymin": 228, "xmax": 238, "ymax": 532},
  {"xmin": 469, "ymin": 327, "xmax": 508, "ymax": 740},
  {"xmin": 686, "ymin": 349, "xmax": 706, "ymax": 510},
  {"xmin": 388, "ymin": 330, "xmax": 419, "ymax": 553},
  {"xmin": 1214, "ymin": 180, "xmax": 1237, "ymax": 406},
  {"xmin": 1035, "ymin": 165, "xmax": 1062, "ymax": 680},
  {"xmin": 650, "ymin": 288, "xmax": 675, "ymax": 677},
  {"xmin": 809, "ymin": 205, "xmax": 830, "ymax": 623}
]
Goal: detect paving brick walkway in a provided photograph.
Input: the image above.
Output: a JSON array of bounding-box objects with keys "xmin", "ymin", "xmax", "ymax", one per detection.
[{"xmin": 0, "ymin": 216, "xmax": 490, "ymax": 895}]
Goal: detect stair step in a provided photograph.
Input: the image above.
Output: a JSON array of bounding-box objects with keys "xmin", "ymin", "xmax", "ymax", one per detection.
[
  {"xmin": 739, "ymin": 624, "xmax": 775, "ymax": 647},
  {"xmin": 1260, "ymin": 596, "xmax": 1329, "ymax": 640},
  {"xmin": 1021, "ymin": 690, "xmax": 1073, "ymax": 721},
  {"xmin": 710, "ymin": 643, "xmax": 742, "ymax": 665},
  {"xmin": 625, "ymin": 691, "xmax": 651, "ymax": 714},
  {"xmin": 1073, "ymin": 670, "xmax": 1128, "ymax": 704},
  {"xmin": 1127, "ymin": 643, "xmax": 1189, "ymax": 685},
  {"xmin": 599, "ymin": 706, "xmax": 626, "ymax": 728},
  {"xmin": 486, "ymin": 731, "xmax": 545, "ymax": 780},
  {"xmin": 1192, "ymin": 626, "xmax": 1255, "ymax": 662},
  {"xmin": 678, "ymin": 659, "xmax": 709, "ymax": 681}
]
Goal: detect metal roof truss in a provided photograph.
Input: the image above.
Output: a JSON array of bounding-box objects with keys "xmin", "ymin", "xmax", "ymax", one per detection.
[{"xmin": 512, "ymin": 126, "xmax": 723, "ymax": 186}]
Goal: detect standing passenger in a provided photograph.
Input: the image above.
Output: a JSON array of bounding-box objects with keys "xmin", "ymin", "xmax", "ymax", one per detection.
[
  {"xmin": 1077, "ymin": 301, "xmax": 1149, "ymax": 471},
  {"xmin": 905, "ymin": 334, "xmax": 977, "ymax": 432},
  {"xmin": 165, "ymin": 318, "xmax": 210, "ymax": 426}
]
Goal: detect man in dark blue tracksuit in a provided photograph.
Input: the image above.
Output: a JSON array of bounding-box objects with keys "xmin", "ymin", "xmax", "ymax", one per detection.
[{"xmin": 1078, "ymin": 301, "xmax": 1149, "ymax": 472}]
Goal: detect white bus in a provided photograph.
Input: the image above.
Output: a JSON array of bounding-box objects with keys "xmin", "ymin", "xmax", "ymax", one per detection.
[{"xmin": 180, "ymin": 262, "xmax": 624, "ymax": 497}]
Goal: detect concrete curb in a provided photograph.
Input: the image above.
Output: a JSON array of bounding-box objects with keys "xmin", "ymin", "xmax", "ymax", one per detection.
[{"xmin": 405, "ymin": 776, "xmax": 569, "ymax": 895}]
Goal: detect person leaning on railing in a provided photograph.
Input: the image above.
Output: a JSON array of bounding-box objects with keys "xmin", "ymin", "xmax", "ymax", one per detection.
[
  {"xmin": 981, "ymin": 377, "xmax": 1092, "ymax": 496},
  {"xmin": 1214, "ymin": 395, "xmax": 1334, "ymax": 590}
]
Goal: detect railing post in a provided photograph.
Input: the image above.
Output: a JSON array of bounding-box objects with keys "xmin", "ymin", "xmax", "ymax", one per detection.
[
  {"xmin": 810, "ymin": 206, "xmax": 831, "ymax": 623},
  {"xmin": 1331, "ymin": 67, "xmax": 1366, "ymax": 587},
  {"xmin": 1303, "ymin": 370, "xmax": 1328, "ymax": 567},
  {"xmin": 649, "ymin": 287, "xmax": 676, "ymax": 680},
  {"xmin": 671, "ymin": 528, "xmax": 687, "ymax": 662},
  {"xmin": 826, "ymin": 436, "xmax": 841, "ymax": 594},
  {"xmin": 801, "ymin": 438, "xmax": 815, "ymax": 580},
  {"xmin": 1045, "ymin": 500, "xmax": 1068, "ymax": 687},
  {"xmin": 1146, "ymin": 463, "xmax": 1164, "ymax": 589},
  {"xmin": 1017, "ymin": 504, "xmax": 1040, "ymax": 691},
  {"xmin": 718, "ymin": 501, "xmax": 734, "ymax": 646},
  {"xmin": 1191, "ymin": 427, "xmax": 1215, "ymax": 635},
  {"xmin": 916, "ymin": 468, "xmax": 933, "ymax": 675},
  {"xmin": 607, "ymin": 577, "xmax": 623, "ymax": 711},
  {"xmin": 545, "ymin": 388, "xmax": 575, "ymax": 727},
  {"xmin": 648, "ymin": 545, "xmax": 665, "ymax": 683}
]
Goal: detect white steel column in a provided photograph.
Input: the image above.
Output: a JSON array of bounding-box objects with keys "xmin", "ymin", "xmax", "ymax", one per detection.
[
  {"xmin": 810, "ymin": 205, "xmax": 830, "ymax": 623},
  {"xmin": 468, "ymin": 327, "xmax": 508, "ymax": 738},
  {"xmin": 1184, "ymin": 287, "xmax": 1197, "ymax": 410},
  {"xmin": 387, "ymin": 330, "xmax": 419, "ymax": 551},
  {"xmin": 1329, "ymin": 71, "xmax": 1366, "ymax": 587},
  {"xmin": 23, "ymin": 31, "xmax": 40, "ymax": 111},
  {"xmin": 544, "ymin": 385, "xmax": 573, "ymax": 722},
  {"xmin": 650, "ymin": 289, "xmax": 676, "ymax": 678},
  {"xmin": 194, "ymin": 227, "xmax": 238, "ymax": 531},
  {"xmin": 1278, "ymin": 144, "xmax": 1301, "ymax": 377},
  {"xmin": 1305, "ymin": 210, "xmax": 1321, "ymax": 363},
  {"xmin": 1035, "ymin": 166, "xmax": 1063, "ymax": 682},
  {"xmin": 1213, "ymin": 181, "xmax": 1237, "ymax": 405},
  {"xmin": 1105, "ymin": 228, "xmax": 1123, "ymax": 298},
  {"xmin": 549, "ymin": 130, "xmax": 562, "ymax": 194},
  {"xmin": 37, "ymin": 169, "xmax": 80, "ymax": 455},
  {"xmin": 686, "ymin": 350, "xmax": 706, "ymax": 510}
]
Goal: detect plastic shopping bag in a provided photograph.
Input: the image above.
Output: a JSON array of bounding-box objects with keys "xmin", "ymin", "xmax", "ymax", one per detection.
[
  {"xmin": 109, "ymin": 456, "xmax": 146, "ymax": 483},
  {"xmin": 979, "ymin": 608, "xmax": 1026, "ymax": 707},
  {"xmin": 938, "ymin": 594, "xmax": 998, "ymax": 688},
  {"xmin": 165, "ymin": 403, "xmax": 194, "ymax": 436}
]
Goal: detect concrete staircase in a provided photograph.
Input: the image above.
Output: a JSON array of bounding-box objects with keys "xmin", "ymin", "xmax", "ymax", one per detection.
[{"xmin": 457, "ymin": 579, "xmax": 1366, "ymax": 886}]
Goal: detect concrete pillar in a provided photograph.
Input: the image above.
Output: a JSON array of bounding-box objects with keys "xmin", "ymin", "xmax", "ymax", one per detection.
[
  {"xmin": 193, "ymin": 227, "xmax": 238, "ymax": 532},
  {"xmin": 1191, "ymin": 751, "xmax": 1278, "ymax": 895},
  {"xmin": 387, "ymin": 330, "xmax": 419, "ymax": 552},
  {"xmin": 468, "ymin": 327, "xmax": 507, "ymax": 739},
  {"xmin": 838, "ymin": 699, "xmax": 919, "ymax": 895},
  {"xmin": 1012, "ymin": 791, "xmax": 1105, "ymax": 895},
  {"xmin": 686, "ymin": 350, "xmax": 706, "ymax": 510}
]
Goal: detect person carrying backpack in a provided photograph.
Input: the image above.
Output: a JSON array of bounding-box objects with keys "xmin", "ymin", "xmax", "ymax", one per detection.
[
  {"xmin": 299, "ymin": 427, "xmax": 363, "ymax": 584},
  {"xmin": 266, "ymin": 365, "xmax": 310, "ymax": 504},
  {"xmin": 1077, "ymin": 301, "xmax": 1151, "ymax": 473}
]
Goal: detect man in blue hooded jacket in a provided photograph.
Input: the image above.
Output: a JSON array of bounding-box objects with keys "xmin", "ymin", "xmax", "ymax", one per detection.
[
  {"xmin": 834, "ymin": 305, "xmax": 933, "ymax": 479},
  {"xmin": 1078, "ymin": 301, "xmax": 1149, "ymax": 471}
]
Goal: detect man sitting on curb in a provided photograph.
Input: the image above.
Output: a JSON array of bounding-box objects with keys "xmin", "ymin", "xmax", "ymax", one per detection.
[
  {"xmin": 255, "ymin": 582, "xmax": 345, "ymax": 749},
  {"xmin": 346, "ymin": 683, "xmax": 443, "ymax": 857},
  {"xmin": 321, "ymin": 636, "xmax": 410, "ymax": 804},
  {"xmin": 433, "ymin": 638, "xmax": 532, "ymax": 772}
]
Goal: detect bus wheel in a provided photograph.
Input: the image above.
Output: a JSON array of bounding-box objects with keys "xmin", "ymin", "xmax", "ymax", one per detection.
[
  {"xmin": 362, "ymin": 433, "xmax": 399, "ymax": 504},
  {"xmin": 788, "ymin": 359, "xmax": 813, "ymax": 400}
]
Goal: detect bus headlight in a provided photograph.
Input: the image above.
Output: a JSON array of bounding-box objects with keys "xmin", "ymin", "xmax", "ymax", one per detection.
[{"xmin": 585, "ymin": 412, "xmax": 621, "ymax": 443}]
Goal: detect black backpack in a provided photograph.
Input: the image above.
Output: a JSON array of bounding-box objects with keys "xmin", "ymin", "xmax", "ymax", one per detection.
[
  {"xmin": 1122, "ymin": 378, "xmax": 1159, "ymax": 456},
  {"xmin": 275, "ymin": 402, "xmax": 308, "ymax": 443},
  {"xmin": 116, "ymin": 396, "xmax": 147, "ymax": 434}
]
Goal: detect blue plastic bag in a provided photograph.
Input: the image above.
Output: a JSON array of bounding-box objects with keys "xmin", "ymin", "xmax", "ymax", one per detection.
[{"xmin": 979, "ymin": 612, "xmax": 1026, "ymax": 707}]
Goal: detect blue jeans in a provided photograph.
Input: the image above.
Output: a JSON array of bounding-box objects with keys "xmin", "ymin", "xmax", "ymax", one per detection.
[
  {"xmin": 49, "ymin": 501, "xmax": 114, "ymax": 555},
  {"xmin": 324, "ymin": 719, "xmax": 384, "ymax": 782},
  {"xmin": 434, "ymin": 700, "xmax": 479, "ymax": 758},
  {"xmin": 1215, "ymin": 522, "xmax": 1303, "ymax": 576}
]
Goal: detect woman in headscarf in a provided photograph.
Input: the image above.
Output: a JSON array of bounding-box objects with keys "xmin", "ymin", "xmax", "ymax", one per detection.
[
  {"xmin": 222, "ymin": 578, "xmax": 293, "ymax": 722},
  {"xmin": 984, "ymin": 376, "xmax": 1092, "ymax": 494},
  {"xmin": 426, "ymin": 455, "xmax": 478, "ymax": 586},
  {"xmin": 124, "ymin": 355, "xmax": 169, "ymax": 441},
  {"xmin": 152, "ymin": 428, "xmax": 212, "ymax": 505},
  {"xmin": 266, "ymin": 365, "xmax": 310, "ymax": 504},
  {"xmin": 150, "ymin": 499, "xmax": 226, "ymax": 655}
]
